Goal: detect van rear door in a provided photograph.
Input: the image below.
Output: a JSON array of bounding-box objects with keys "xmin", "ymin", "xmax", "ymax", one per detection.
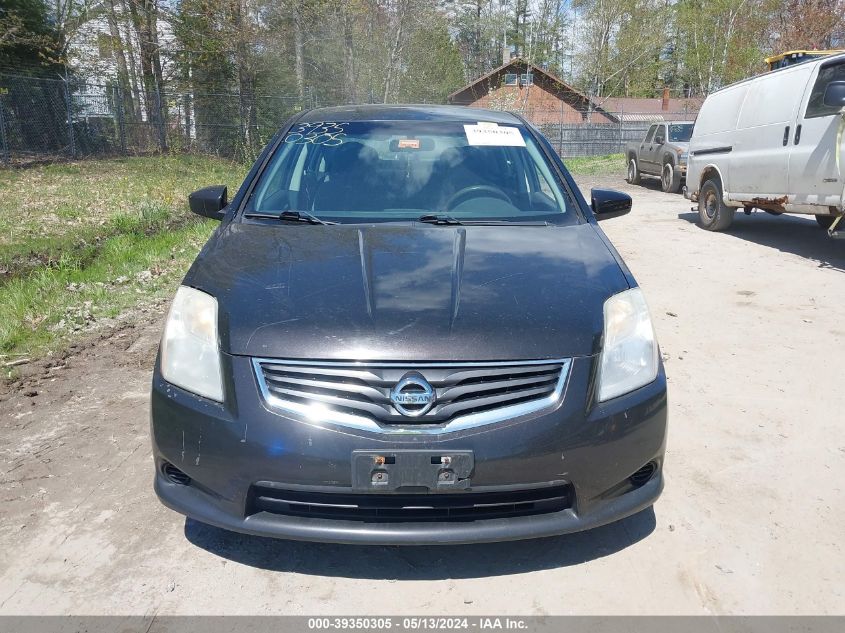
[
  {"xmin": 729, "ymin": 65, "xmax": 815, "ymax": 201},
  {"xmin": 788, "ymin": 57, "xmax": 845, "ymax": 208},
  {"xmin": 688, "ymin": 83, "xmax": 749, "ymax": 196}
]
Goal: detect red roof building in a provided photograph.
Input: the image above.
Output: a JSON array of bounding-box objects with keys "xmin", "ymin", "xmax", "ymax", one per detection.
[{"xmin": 448, "ymin": 59, "xmax": 700, "ymax": 124}]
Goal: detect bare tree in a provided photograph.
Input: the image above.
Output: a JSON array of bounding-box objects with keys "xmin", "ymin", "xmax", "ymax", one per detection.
[{"xmin": 768, "ymin": 0, "xmax": 845, "ymax": 51}]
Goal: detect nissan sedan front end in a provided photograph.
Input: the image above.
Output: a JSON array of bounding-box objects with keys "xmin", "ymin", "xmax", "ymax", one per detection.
[{"xmin": 151, "ymin": 104, "xmax": 667, "ymax": 545}]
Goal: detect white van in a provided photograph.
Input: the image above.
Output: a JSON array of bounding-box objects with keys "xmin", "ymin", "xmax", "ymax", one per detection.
[{"xmin": 685, "ymin": 52, "xmax": 845, "ymax": 235}]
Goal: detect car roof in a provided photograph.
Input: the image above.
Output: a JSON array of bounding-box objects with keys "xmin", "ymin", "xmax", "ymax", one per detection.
[{"xmin": 297, "ymin": 104, "xmax": 524, "ymax": 125}]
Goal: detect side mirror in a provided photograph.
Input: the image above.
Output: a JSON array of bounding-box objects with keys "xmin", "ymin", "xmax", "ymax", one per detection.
[
  {"xmin": 189, "ymin": 185, "xmax": 228, "ymax": 221},
  {"xmin": 591, "ymin": 188, "xmax": 632, "ymax": 221},
  {"xmin": 823, "ymin": 81, "xmax": 845, "ymax": 109},
  {"xmin": 654, "ymin": 134, "xmax": 665, "ymax": 145}
]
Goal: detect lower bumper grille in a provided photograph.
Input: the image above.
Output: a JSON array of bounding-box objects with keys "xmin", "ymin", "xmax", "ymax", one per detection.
[{"xmin": 248, "ymin": 484, "xmax": 573, "ymax": 523}]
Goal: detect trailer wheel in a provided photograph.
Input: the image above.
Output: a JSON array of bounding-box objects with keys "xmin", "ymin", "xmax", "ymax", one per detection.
[
  {"xmin": 661, "ymin": 161, "xmax": 681, "ymax": 193},
  {"xmin": 627, "ymin": 157, "xmax": 641, "ymax": 185},
  {"xmin": 698, "ymin": 178, "xmax": 735, "ymax": 231}
]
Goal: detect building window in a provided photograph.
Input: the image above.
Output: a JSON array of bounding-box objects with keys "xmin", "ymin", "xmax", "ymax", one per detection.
[
  {"xmin": 521, "ymin": 73, "xmax": 534, "ymax": 85},
  {"xmin": 504, "ymin": 73, "xmax": 518, "ymax": 86}
]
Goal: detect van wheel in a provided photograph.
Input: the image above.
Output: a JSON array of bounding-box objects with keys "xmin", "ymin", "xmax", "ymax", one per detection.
[
  {"xmin": 698, "ymin": 178, "xmax": 735, "ymax": 231},
  {"xmin": 661, "ymin": 162, "xmax": 681, "ymax": 193},
  {"xmin": 815, "ymin": 215, "xmax": 840, "ymax": 229},
  {"xmin": 627, "ymin": 158, "xmax": 641, "ymax": 185}
]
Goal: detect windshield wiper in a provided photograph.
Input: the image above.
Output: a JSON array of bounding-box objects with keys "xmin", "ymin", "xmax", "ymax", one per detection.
[
  {"xmin": 417, "ymin": 214, "xmax": 549, "ymax": 226},
  {"xmin": 243, "ymin": 210, "xmax": 335, "ymax": 225},
  {"xmin": 418, "ymin": 214, "xmax": 464, "ymax": 225}
]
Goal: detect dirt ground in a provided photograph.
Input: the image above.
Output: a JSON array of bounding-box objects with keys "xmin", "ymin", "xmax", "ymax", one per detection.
[{"xmin": 1, "ymin": 171, "xmax": 844, "ymax": 615}]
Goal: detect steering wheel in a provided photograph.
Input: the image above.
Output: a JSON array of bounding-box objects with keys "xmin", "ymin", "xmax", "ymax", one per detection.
[{"xmin": 444, "ymin": 185, "xmax": 512, "ymax": 210}]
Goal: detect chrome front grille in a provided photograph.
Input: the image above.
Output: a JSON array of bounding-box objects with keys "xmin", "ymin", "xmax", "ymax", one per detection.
[{"xmin": 253, "ymin": 358, "xmax": 571, "ymax": 433}]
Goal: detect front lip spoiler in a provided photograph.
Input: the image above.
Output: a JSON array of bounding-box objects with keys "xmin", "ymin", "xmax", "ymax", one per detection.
[{"xmin": 155, "ymin": 472, "xmax": 663, "ymax": 545}]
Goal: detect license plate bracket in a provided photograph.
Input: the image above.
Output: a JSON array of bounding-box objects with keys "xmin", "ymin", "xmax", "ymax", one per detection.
[{"xmin": 351, "ymin": 450, "xmax": 474, "ymax": 492}]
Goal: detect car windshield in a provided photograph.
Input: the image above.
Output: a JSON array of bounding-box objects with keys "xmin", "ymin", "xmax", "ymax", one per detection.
[
  {"xmin": 668, "ymin": 124, "xmax": 693, "ymax": 142},
  {"xmin": 243, "ymin": 120, "xmax": 574, "ymax": 224}
]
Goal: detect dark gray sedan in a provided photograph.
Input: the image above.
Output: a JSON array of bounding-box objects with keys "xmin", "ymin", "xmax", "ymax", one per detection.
[{"xmin": 151, "ymin": 105, "xmax": 667, "ymax": 545}]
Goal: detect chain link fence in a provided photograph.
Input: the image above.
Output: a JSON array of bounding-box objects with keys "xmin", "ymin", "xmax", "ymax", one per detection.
[
  {"xmin": 0, "ymin": 73, "xmax": 697, "ymax": 164},
  {"xmin": 0, "ymin": 73, "xmax": 314, "ymax": 164}
]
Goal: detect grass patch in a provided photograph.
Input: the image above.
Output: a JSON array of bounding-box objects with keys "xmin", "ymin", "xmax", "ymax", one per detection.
[
  {"xmin": 564, "ymin": 153, "xmax": 625, "ymax": 176},
  {"xmin": 0, "ymin": 221, "xmax": 215, "ymax": 358},
  {"xmin": 0, "ymin": 155, "xmax": 247, "ymax": 361},
  {"xmin": 0, "ymin": 155, "xmax": 246, "ymax": 279}
]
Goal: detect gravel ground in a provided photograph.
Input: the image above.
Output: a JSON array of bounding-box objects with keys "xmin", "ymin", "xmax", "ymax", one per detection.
[{"xmin": 1, "ymin": 171, "xmax": 843, "ymax": 615}]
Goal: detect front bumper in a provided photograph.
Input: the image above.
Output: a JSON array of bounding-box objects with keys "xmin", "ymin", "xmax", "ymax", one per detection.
[
  {"xmin": 155, "ymin": 469, "xmax": 662, "ymax": 545},
  {"xmin": 151, "ymin": 354, "xmax": 667, "ymax": 545}
]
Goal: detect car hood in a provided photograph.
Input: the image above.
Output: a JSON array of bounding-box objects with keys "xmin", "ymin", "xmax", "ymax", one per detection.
[{"xmin": 187, "ymin": 222, "xmax": 630, "ymax": 361}]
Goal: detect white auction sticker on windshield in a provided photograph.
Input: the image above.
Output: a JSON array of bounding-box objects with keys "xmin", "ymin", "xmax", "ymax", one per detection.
[{"xmin": 464, "ymin": 124, "xmax": 526, "ymax": 147}]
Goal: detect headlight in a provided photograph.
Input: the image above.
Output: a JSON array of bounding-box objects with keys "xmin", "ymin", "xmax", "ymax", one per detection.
[
  {"xmin": 160, "ymin": 286, "xmax": 224, "ymax": 402},
  {"xmin": 597, "ymin": 288, "xmax": 658, "ymax": 402}
]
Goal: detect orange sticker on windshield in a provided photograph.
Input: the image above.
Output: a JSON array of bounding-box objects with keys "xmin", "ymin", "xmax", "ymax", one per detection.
[{"xmin": 398, "ymin": 139, "xmax": 420, "ymax": 149}]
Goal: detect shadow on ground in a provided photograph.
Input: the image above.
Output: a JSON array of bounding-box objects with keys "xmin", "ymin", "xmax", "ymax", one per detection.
[
  {"xmin": 184, "ymin": 507, "xmax": 656, "ymax": 579},
  {"xmin": 632, "ymin": 176, "xmax": 665, "ymax": 192},
  {"xmin": 677, "ymin": 211, "xmax": 845, "ymax": 273}
]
